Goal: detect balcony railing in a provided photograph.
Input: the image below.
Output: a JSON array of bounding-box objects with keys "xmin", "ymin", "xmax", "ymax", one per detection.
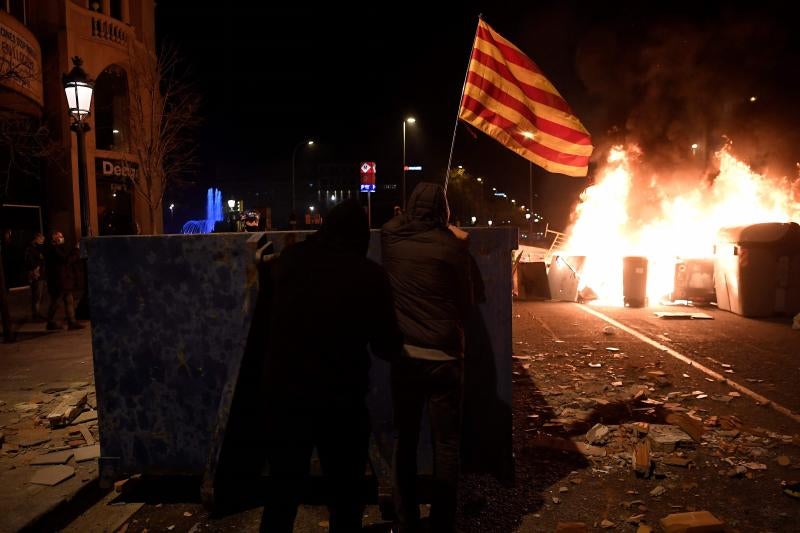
[{"xmin": 90, "ymin": 15, "xmax": 128, "ymax": 46}]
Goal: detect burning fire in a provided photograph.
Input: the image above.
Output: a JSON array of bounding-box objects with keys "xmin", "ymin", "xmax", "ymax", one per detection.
[{"xmin": 563, "ymin": 145, "xmax": 800, "ymax": 306}]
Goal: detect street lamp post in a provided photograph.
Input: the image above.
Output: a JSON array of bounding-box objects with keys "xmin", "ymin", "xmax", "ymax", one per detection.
[
  {"xmin": 63, "ymin": 57, "xmax": 94, "ymax": 238},
  {"xmin": 402, "ymin": 117, "xmax": 416, "ymax": 210},
  {"xmin": 476, "ymin": 176, "xmax": 484, "ymax": 221},
  {"xmin": 291, "ymin": 139, "xmax": 314, "ymax": 215},
  {"xmin": 528, "ymin": 162, "xmax": 534, "ymax": 240},
  {"xmin": 63, "ymin": 56, "xmax": 94, "ymax": 322}
]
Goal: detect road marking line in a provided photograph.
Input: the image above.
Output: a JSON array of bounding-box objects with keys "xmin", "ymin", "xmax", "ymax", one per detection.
[
  {"xmin": 575, "ymin": 304, "xmax": 800, "ymax": 425},
  {"xmin": 533, "ymin": 315, "xmax": 562, "ymax": 342}
]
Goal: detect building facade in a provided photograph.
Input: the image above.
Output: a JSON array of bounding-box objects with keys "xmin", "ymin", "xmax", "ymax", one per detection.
[{"xmin": 1, "ymin": 0, "xmax": 158, "ymax": 255}]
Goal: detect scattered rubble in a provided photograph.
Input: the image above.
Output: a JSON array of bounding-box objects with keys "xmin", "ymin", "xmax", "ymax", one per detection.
[{"xmin": 47, "ymin": 391, "xmax": 87, "ymax": 428}]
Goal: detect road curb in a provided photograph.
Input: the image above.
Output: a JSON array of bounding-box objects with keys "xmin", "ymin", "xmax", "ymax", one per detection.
[{"xmin": 19, "ymin": 474, "xmax": 107, "ymax": 533}]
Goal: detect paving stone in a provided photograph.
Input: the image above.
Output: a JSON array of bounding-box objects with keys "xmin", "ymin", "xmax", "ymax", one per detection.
[
  {"xmin": 78, "ymin": 424, "xmax": 95, "ymax": 446},
  {"xmin": 18, "ymin": 434, "xmax": 51, "ymax": 448},
  {"xmin": 30, "ymin": 450, "xmax": 74, "ymax": 465},
  {"xmin": 74, "ymin": 444, "xmax": 100, "ymax": 462},
  {"xmin": 29, "ymin": 465, "xmax": 75, "ymax": 486},
  {"xmin": 71, "ymin": 410, "xmax": 98, "ymax": 425}
]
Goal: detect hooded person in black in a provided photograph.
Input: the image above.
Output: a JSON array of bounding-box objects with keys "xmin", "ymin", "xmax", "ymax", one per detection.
[
  {"xmin": 381, "ymin": 182, "xmax": 474, "ymax": 533},
  {"xmin": 260, "ymin": 199, "xmax": 402, "ymax": 533}
]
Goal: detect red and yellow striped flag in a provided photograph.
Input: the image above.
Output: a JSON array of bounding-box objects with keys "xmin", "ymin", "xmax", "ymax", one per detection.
[{"xmin": 458, "ymin": 20, "xmax": 593, "ymax": 177}]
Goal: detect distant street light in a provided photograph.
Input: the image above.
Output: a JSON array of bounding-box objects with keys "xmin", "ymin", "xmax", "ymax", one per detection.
[
  {"xmin": 402, "ymin": 117, "xmax": 416, "ymax": 210},
  {"xmin": 309, "ymin": 205, "xmax": 315, "ymax": 212},
  {"xmin": 488, "ymin": 220, "xmax": 493, "ymax": 226},
  {"xmin": 227, "ymin": 199, "xmax": 235, "ymax": 209},
  {"xmin": 471, "ymin": 216, "xmax": 477, "ymax": 224},
  {"xmin": 291, "ymin": 139, "xmax": 315, "ymax": 214}
]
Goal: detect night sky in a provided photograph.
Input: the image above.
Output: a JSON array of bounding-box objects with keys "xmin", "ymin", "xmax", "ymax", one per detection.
[{"xmin": 155, "ymin": 1, "xmax": 800, "ymax": 229}]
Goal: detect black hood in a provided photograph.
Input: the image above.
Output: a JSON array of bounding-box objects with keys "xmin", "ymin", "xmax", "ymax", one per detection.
[
  {"xmin": 406, "ymin": 182, "xmax": 449, "ymax": 228},
  {"xmin": 316, "ymin": 199, "xmax": 370, "ymax": 256}
]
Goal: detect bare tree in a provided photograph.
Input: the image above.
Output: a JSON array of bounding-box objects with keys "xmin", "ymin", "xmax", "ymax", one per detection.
[
  {"xmin": 126, "ymin": 41, "xmax": 201, "ymax": 234},
  {"xmin": 0, "ymin": 59, "xmax": 61, "ymax": 342}
]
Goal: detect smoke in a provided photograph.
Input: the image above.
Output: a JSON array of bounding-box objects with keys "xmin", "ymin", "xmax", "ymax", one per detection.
[
  {"xmin": 576, "ymin": 6, "xmax": 796, "ymax": 174},
  {"xmin": 571, "ymin": 4, "xmax": 799, "ymax": 227}
]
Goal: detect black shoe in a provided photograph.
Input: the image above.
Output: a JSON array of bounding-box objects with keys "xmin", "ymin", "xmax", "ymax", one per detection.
[
  {"xmin": 46, "ymin": 321, "xmax": 61, "ymax": 331},
  {"xmin": 67, "ymin": 322, "xmax": 85, "ymax": 330}
]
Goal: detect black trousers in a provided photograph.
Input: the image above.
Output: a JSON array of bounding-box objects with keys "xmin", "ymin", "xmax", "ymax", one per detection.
[
  {"xmin": 260, "ymin": 398, "xmax": 370, "ymax": 533},
  {"xmin": 391, "ymin": 358, "xmax": 463, "ymax": 533}
]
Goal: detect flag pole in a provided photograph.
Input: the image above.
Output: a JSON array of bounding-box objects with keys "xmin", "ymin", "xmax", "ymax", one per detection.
[{"xmin": 444, "ymin": 14, "xmax": 483, "ymax": 192}]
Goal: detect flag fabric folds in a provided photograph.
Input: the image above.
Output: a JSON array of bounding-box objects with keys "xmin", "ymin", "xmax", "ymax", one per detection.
[{"xmin": 458, "ymin": 19, "xmax": 593, "ymax": 177}]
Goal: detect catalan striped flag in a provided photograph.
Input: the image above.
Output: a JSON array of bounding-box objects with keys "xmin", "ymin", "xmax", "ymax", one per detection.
[{"xmin": 458, "ymin": 19, "xmax": 593, "ymax": 177}]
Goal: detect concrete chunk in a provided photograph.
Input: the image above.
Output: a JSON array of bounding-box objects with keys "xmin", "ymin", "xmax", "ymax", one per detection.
[
  {"xmin": 29, "ymin": 465, "xmax": 75, "ymax": 486},
  {"xmin": 659, "ymin": 511, "xmax": 724, "ymax": 532},
  {"xmin": 647, "ymin": 424, "xmax": 694, "ymax": 452},
  {"xmin": 586, "ymin": 423, "xmax": 610, "ymax": 445}
]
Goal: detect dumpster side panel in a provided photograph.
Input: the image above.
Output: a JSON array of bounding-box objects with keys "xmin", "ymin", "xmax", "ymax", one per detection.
[
  {"xmin": 87, "ymin": 234, "xmax": 259, "ymax": 481},
  {"xmin": 739, "ymin": 247, "xmax": 780, "ymax": 317},
  {"xmin": 460, "ymin": 227, "xmax": 517, "ymax": 479},
  {"xmin": 713, "ymin": 245, "xmax": 739, "ymax": 314}
]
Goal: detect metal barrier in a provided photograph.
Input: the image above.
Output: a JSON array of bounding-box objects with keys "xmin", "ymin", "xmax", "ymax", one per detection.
[{"xmin": 85, "ymin": 227, "xmax": 518, "ymax": 505}]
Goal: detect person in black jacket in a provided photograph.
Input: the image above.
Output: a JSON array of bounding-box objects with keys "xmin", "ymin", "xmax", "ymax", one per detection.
[
  {"xmin": 24, "ymin": 232, "xmax": 47, "ymax": 320},
  {"xmin": 260, "ymin": 199, "xmax": 403, "ymax": 533},
  {"xmin": 44, "ymin": 231, "xmax": 84, "ymax": 331},
  {"xmin": 381, "ymin": 182, "xmax": 474, "ymax": 533}
]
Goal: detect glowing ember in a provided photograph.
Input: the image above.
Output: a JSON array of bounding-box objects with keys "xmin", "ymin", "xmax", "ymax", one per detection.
[{"xmin": 563, "ymin": 145, "xmax": 800, "ymax": 306}]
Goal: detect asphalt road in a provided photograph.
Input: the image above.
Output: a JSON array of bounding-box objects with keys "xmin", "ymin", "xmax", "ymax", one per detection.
[{"xmin": 63, "ymin": 300, "xmax": 800, "ymax": 532}]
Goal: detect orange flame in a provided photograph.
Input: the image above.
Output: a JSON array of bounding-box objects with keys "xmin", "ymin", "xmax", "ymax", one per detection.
[{"xmin": 564, "ymin": 145, "xmax": 800, "ymax": 306}]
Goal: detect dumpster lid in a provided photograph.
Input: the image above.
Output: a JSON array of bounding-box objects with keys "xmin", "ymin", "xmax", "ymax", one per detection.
[{"xmin": 716, "ymin": 222, "xmax": 800, "ymax": 246}]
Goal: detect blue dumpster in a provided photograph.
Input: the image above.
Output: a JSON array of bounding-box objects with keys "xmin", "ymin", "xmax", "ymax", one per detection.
[{"xmin": 85, "ymin": 227, "xmax": 518, "ymax": 506}]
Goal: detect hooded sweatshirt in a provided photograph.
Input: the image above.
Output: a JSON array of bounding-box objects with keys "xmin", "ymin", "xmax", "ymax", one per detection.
[
  {"xmin": 381, "ymin": 182, "xmax": 473, "ymax": 360},
  {"xmin": 265, "ymin": 199, "xmax": 402, "ymax": 402}
]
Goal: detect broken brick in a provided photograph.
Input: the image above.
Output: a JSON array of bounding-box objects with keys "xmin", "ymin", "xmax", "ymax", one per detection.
[
  {"xmin": 659, "ymin": 511, "xmax": 724, "ymax": 533},
  {"xmin": 555, "ymin": 523, "xmax": 589, "ymax": 533}
]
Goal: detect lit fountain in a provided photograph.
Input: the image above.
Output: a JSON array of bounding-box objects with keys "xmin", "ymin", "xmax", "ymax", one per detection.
[{"xmin": 181, "ymin": 188, "xmax": 224, "ymax": 234}]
